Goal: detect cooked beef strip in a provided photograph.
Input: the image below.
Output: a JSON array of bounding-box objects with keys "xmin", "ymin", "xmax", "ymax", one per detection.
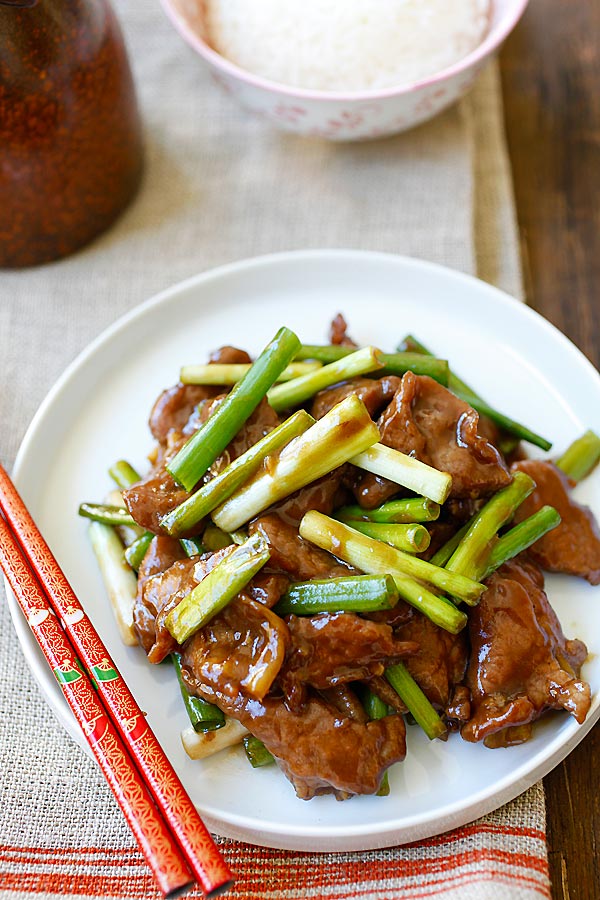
[
  {"xmin": 249, "ymin": 513, "xmax": 358, "ymax": 580},
  {"xmin": 133, "ymin": 536, "xmax": 187, "ymax": 653},
  {"xmin": 310, "ymin": 376, "xmax": 400, "ymax": 420},
  {"xmin": 239, "ymin": 571, "xmax": 290, "ymax": 608},
  {"xmin": 137, "ymin": 547, "xmax": 233, "ymax": 664},
  {"xmin": 329, "ymin": 313, "xmax": 358, "ymax": 347},
  {"xmin": 445, "ymin": 685, "xmax": 471, "ymax": 731},
  {"xmin": 320, "ymin": 685, "xmax": 368, "ymax": 723},
  {"xmin": 181, "ymin": 678, "xmax": 406, "ymax": 799},
  {"xmin": 208, "ymin": 346, "xmax": 252, "ymax": 365},
  {"xmin": 268, "ymin": 468, "xmax": 347, "ymax": 526},
  {"xmin": 512, "ymin": 458, "xmax": 600, "ymax": 584},
  {"xmin": 461, "ymin": 556, "xmax": 590, "ymax": 744},
  {"xmin": 279, "ymin": 612, "xmax": 418, "ymax": 711},
  {"xmin": 181, "ymin": 596, "xmax": 289, "ymax": 701},
  {"xmin": 366, "ymin": 675, "xmax": 408, "ymax": 714},
  {"xmin": 395, "ymin": 614, "xmax": 468, "ymax": 712},
  {"xmin": 124, "ymin": 397, "xmax": 280, "ymax": 534},
  {"xmin": 149, "ymin": 383, "xmax": 219, "ymax": 445},
  {"xmin": 354, "ymin": 372, "xmax": 511, "ymax": 508}
]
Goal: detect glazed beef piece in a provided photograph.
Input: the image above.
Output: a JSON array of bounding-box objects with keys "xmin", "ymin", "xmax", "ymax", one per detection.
[
  {"xmin": 512, "ymin": 459, "xmax": 600, "ymax": 584},
  {"xmin": 133, "ymin": 536, "xmax": 187, "ymax": 653},
  {"xmin": 198, "ymin": 396, "xmax": 280, "ymax": 467},
  {"xmin": 269, "ymin": 468, "xmax": 347, "ymax": 526},
  {"xmin": 280, "ymin": 612, "xmax": 418, "ymax": 710},
  {"xmin": 240, "ymin": 571, "xmax": 290, "ymax": 608},
  {"xmin": 183, "ymin": 681, "xmax": 406, "ymax": 799},
  {"xmin": 149, "ymin": 383, "xmax": 219, "ymax": 445},
  {"xmin": 329, "ymin": 313, "xmax": 357, "ymax": 347},
  {"xmin": 136, "ymin": 546, "xmax": 232, "ymax": 664},
  {"xmin": 311, "ymin": 376, "xmax": 400, "ymax": 420},
  {"xmin": 396, "ymin": 615, "xmax": 468, "ymax": 713},
  {"xmin": 354, "ymin": 372, "xmax": 511, "ymax": 509},
  {"xmin": 461, "ymin": 556, "xmax": 590, "ymax": 745},
  {"xmin": 182, "ymin": 597, "xmax": 289, "ymax": 702},
  {"xmin": 249, "ymin": 513, "xmax": 358, "ymax": 580},
  {"xmin": 208, "ymin": 346, "xmax": 252, "ymax": 365}
]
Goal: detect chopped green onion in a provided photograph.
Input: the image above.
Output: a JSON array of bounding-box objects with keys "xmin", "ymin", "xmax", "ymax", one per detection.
[
  {"xmin": 555, "ymin": 430, "xmax": 600, "ymax": 483},
  {"xmin": 124, "ymin": 531, "xmax": 154, "ymax": 570},
  {"xmin": 336, "ymin": 498, "xmax": 440, "ymax": 524},
  {"xmin": 483, "ymin": 505, "xmax": 561, "ymax": 578},
  {"xmin": 79, "ymin": 502, "xmax": 136, "ymax": 527},
  {"xmin": 243, "ymin": 735, "xmax": 275, "ymax": 768},
  {"xmin": 274, "ymin": 574, "xmax": 398, "ymax": 617},
  {"xmin": 179, "ymin": 537, "xmax": 206, "ymax": 558},
  {"xmin": 165, "ymin": 534, "xmax": 270, "ymax": 644},
  {"xmin": 350, "ymin": 443, "xmax": 452, "ymax": 505},
  {"xmin": 88, "ymin": 523, "xmax": 137, "ymax": 646},
  {"xmin": 180, "ymin": 361, "xmax": 321, "ymax": 385},
  {"xmin": 294, "ymin": 344, "xmax": 449, "ymax": 384},
  {"xmin": 167, "ymin": 326, "xmax": 301, "ymax": 491},
  {"xmin": 267, "ymin": 346, "xmax": 384, "ymax": 412},
  {"xmin": 299, "ymin": 512, "xmax": 467, "ymax": 634},
  {"xmin": 385, "ymin": 663, "xmax": 447, "ymax": 740},
  {"xmin": 109, "ymin": 460, "xmax": 141, "ymax": 490},
  {"xmin": 337, "ymin": 521, "xmax": 430, "ymax": 553},
  {"xmin": 172, "ymin": 652, "xmax": 225, "ymax": 732}
]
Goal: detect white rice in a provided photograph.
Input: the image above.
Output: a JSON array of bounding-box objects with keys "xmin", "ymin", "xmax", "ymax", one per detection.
[{"xmin": 204, "ymin": 0, "xmax": 491, "ymax": 93}]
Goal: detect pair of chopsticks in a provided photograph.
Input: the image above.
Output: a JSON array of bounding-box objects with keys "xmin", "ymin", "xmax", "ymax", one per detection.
[{"xmin": 0, "ymin": 463, "xmax": 233, "ymax": 899}]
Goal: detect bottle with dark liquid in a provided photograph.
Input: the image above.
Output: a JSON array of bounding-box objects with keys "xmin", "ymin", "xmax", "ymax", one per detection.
[{"xmin": 0, "ymin": 0, "xmax": 143, "ymax": 267}]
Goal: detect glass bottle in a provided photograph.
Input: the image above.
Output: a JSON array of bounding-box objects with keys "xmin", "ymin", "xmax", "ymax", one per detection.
[{"xmin": 0, "ymin": 0, "xmax": 143, "ymax": 267}]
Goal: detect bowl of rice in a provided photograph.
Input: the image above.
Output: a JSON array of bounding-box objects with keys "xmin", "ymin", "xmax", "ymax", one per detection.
[{"xmin": 161, "ymin": 0, "xmax": 529, "ymax": 140}]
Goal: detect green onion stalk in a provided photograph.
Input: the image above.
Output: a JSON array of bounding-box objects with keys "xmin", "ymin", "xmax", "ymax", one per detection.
[{"xmin": 274, "ymin": 574, "xmax": 399, "ymax": 617}]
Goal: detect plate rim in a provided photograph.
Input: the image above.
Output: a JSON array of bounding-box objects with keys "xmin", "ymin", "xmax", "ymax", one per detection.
[{"xmin": 7, "ymin": 248, "xmax": 600, "ymax": 851}]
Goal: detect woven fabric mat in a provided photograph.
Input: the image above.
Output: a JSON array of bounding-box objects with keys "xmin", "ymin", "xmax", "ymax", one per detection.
[{"xmin": 0, "ymin": 3, "xmax": 550, "ymax": 899}]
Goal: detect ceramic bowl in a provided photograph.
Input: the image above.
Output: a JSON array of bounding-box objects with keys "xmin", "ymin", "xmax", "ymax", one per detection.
[{"xmin": 160, "ymin": 0, "xmax": 529, "ymax": 140}]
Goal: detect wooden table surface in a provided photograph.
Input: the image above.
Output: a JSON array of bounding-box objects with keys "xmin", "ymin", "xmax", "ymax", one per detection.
[{"xmin": 500, "ymin": 2, "xmax": 600, "ymax": 898}]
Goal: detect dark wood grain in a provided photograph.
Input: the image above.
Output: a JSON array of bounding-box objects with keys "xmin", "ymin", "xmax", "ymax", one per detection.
[{"xmin": 500, "ymin": 2, "xmax": 600, "ymax": 899}]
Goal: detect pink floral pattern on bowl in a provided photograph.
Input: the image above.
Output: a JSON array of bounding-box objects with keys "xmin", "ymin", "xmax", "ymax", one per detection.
[{"xmin": 161, "ymin": 0, "xmax": 529, "ymax": 141}]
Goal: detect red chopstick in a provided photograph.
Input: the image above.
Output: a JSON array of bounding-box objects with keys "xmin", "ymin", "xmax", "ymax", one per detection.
[{"xmin": 0, "ymin": 464, "xmax": 234, "ymax": 899}]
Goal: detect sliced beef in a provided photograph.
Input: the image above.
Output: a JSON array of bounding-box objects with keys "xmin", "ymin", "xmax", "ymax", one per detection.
[
  {"xmin": 133, "ymin": 536, "xmax": 187, "ymax": 653},
  {"xmin": 311, "ymin": 376, "xmax": 400, "ymax": 420},
  {"xmin": 396, "ymin": 615, "xmax": 468, "ymax": 712},
  {"xmin": 181, "ymin": 597, "xmax": 289, "ymax": 701},
  {"xmin": 354, "ymin": 372, "xmax": 511, "ymax": 508},
  {"xmin": 149, "ymin": 383, "xmax": 218, "ymax": 445},
  {"xmin": 329, "ymin": 313, "xmax": 357, "ymax": 347},
  {"xmin": 182, "ymin": 681, "xmax": 406, "ymax": 799},
  {"xmin": 280, "ymin": 612, "xmax": 418, "ymax": 710},
  {"xmin": 136, "ymin": 547, "xmax": 232, "ymax": 664},
  {"xmin": 199, "ymin": 396, "xmax": 280, "ymax": 468},
  {"xmin": 249, "ymin": 513, "xmax": 358, "ymax": 581},
  {"xmin": 461, "ymin": 557, "xmax": 590, "ymax": 745},
  {"xmin": 209, "ymin": 346, "xmax": 252, "ymax": 365},
  {"xmin": 512, "ymin": 458, "xmax": 600, "ymax": 584},
  {"xmin": 269, "ymin": 468, "xmax": 347, "ymax": 526},
  {"xmin": 240, "ymin": 571, "xmax": 290, "ymax": 609}
]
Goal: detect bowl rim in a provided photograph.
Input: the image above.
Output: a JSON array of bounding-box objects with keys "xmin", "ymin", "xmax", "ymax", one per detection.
[{"xmin": 160, "ymin": 0, "xmax": 529, "ymax": 103}]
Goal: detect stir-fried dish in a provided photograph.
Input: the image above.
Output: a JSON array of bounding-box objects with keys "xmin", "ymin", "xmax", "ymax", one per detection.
[{"xmin": 82, "ymin": 316, "xmax": 600, "ymax": 801}]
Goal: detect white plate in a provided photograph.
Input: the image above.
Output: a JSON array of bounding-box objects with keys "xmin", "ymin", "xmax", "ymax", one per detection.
[{"xmin": 9, "ymin": 250, "xmax": 600, "ymax": 852}]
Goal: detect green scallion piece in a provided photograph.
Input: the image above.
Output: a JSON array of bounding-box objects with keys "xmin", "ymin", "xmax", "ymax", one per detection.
[
  {"xmin": 109, "ymin": 460, "xmax": 141, "ymax": 490},
  {"xmin": 299, "ymin": 511, "xmax": 467, "ymax": 634},
  {"xmin": 202, "ymin": 524, "xmax": 234, "ymax": 551},
  {"xmin": 79, "ymin": 502, "xmax": 136, "ymax": 527},
  {"xmin": 483, "ymin": 505, "xmax": 561, "ymax": 578},
  {"xmin": 445, "ymin": 471, "xmax": 536, "ymax": 581},
  {"xmin": 555, "ymin": 430, "xmax": 600, "ymax": 483},
  {"xmin": 336, "ymin": 498, "xmax": 440, "ymax": 525},
  {"xmin": 361, "ymin": 688, "xmax": 392, "ymax": 796},
  {"xmin": 428, "ymin": 521, "xmax": 471, "ymax": 568},
  {"xmin": 180, "ymin": 361, "xmax": 321, "ymax": 385},
  {"xmin": 350, "ymin": 443, "xmax": 452, "ymax": 505},
  {"xmin": 124, "ymin": 531, "xmax": 154, "ymax": 570},
  {"xmin": 165, "ymin": 533, "xmax": 270, "ymax": 644},
  {"xmin": 167, "ymin": 326, "xmax": 301, "ymax": 491},
  {"xmin": 274, "ymin": 574, "xmax": 398, "ymax": 617},
  {"xmin": 385, "ymin": 662, "xmax": 447, "ymax": 740},
  {"xmin": 243, "ymin": 735, "xmax": 275, "ymax": 768},
  {"xmin": 399, "ymin": 335, "xmax": 552, "ymax": 451},
  {"xmin": 267, "ymin": 346, "xmax": 384, "ymax": 413},
  {"xmin": 172, "ymin": 652, "xmax": 225, "ymax": 732},
  {"xmin": 161, "ymin": 410, "xmax": 315, "ymax": 537},
  {"xmin": 338, "ymin": 521, "xmax": 430, "ymax": 553},
  {"xmin": 179, "ymin": 537, "xmax": 206, "ymax": 558},
  {"xmin": 294, "ymin": 344, "xmax": 449, "ymax": 385}
]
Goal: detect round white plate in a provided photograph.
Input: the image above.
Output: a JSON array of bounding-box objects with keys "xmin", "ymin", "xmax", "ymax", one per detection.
[{"xmin": 9, "ymin": 250, "xmax": 600, "ymax": 852}]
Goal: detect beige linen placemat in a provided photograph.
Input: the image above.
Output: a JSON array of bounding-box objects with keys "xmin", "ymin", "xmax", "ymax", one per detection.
[{"xmin": 0, "ymin": 3, "xmax": 549, "ymax": 899}]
